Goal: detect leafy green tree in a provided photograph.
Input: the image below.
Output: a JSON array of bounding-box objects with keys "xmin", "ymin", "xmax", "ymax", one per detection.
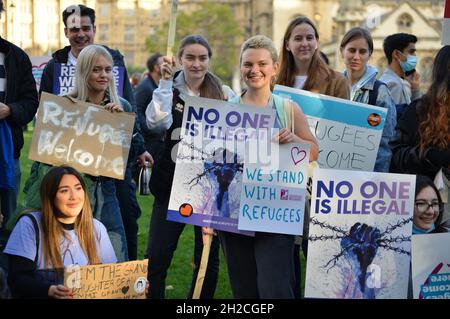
[{"xmin": 145, "ymin": 2, "xmax": 244, "ymax": 84}]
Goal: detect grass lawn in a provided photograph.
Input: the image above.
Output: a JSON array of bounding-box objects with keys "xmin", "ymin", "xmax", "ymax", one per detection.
[{"xmin": 18, "ymin": 126, "xmax": 305, "ymax": 299}]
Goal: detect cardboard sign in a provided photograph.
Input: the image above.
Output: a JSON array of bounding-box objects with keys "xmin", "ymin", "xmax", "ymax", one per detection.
[
  {"xmin": 167, "ymin": 96, "xmax": 275, "ymax": 235},
  {"xmin": 238, "ymin": 142, "xmax": 309, "ymax": 235},
  {"xmin": 305, "ymin": 168, "xmax": 415, "ymax": 299},
  {"xmin": 53, "ymin": 63, "xmax": 125, "ymax": 96},
  {"xmin": 412, "ymin": 233, "xmax": 450, "ymax": 299},
  {"xmin": 64, "ymin": 259, "xmax": 148, "ymax": 299},
  {"xmin": 29, "ymin": 92, "xmax": 134, "ymax": 180},
  {"xmin": 443, "ymin": 0, "xmax": 450, "ymax": 45},
  {"xmin": 273, "ymin": 85, "xmax": 387, "ymax": 171}
]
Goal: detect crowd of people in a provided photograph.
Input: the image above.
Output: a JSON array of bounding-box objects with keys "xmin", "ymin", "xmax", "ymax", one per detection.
[{"xmin": 0, "ymin": 2, "xmax": 448, "ymax": 299}]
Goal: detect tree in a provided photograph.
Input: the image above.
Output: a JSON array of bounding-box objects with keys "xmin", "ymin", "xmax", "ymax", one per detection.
[{"xmin": 145, "ymin": 1, "xmax": 244, "ymax": 84}]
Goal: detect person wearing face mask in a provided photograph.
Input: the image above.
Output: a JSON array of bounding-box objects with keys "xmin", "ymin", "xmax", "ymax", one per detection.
[{"xmin": 379, "ymin": 33, "xmax": 422, "ymax": 121}]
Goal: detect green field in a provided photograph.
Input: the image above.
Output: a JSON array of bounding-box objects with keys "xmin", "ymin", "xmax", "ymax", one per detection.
[{"xmin": 18, "ymin": 126, "xmax": 305, "ymax": 299}]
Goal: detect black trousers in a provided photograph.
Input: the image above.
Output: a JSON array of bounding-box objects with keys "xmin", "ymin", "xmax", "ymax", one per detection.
[
  {"xmin": 219, "ymin": 231, "xmax": 295, "ymax": 299},
  {"xmin": 146, "ymin": 198, "xmax": 220, "ymax": 299}
]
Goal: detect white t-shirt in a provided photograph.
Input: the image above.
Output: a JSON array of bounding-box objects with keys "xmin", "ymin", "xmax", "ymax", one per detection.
[
  {"xmin": 293, "ymin": 75, "xmax": 307, "ymax": 90},
  {"xmin": 4, "ymin": 211, "xmax": 117, "ymax": 269}
]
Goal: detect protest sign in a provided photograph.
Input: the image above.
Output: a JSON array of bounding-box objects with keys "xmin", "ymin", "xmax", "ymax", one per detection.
[
  {"xmin": 412, "ymin": 233, "xmax": 450, "ymax": 299},
  {"xmin": 64, "ymin": 259, "xmax": 148, "ymax": 299},
  {"xmin": 273, "ymin": 85, "xmax": 386, "ymax": 171},
  {"xmin": 30, "ymin": 55, "xmax": 51, "ymax": 91},
  {"xmin": 29, "ymin": 92, "xmax": 134, "ymax": 180},
  {"xmin": 238, "ymin": 142, "xmax": 309, "ymax": 235},
  {"xmin": 305, "ymin": 168, "xmax": 415, "ymax": 299},
  {"xmin": 167, "ymin": 96, "xmax": 275, "ymax": 234},
  {"xmin": 53, "ymin": 63, "xmax": 125, "ymax": 96}
]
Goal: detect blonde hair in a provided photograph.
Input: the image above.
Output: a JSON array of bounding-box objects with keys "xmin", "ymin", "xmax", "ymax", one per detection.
[
  {"xmin": 69, "ymin": 44, "xmax": 120, "ymax": 104},
  {"xmin": 240, "ymin": 35, "xmax": 278, "ymax": 63},
  {"xmin": 40, "ymin": 166, "xmax": 100, "ymax": 270}
]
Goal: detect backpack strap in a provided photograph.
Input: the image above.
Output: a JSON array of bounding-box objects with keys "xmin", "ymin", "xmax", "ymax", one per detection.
[
  {"xmin": 17, "ymin": 213, "xmax": 39, "ymax": 264},
  {"xmin": 229, "ymin": 95, "xmax": 240, "ymax": 104},
  {"xmin": 272, "ymin": 94, "xmax": 286, "ymax": 128},
  {"xmin": 368, "ymin": 80, "xmax": 384, "ymax": 106}
]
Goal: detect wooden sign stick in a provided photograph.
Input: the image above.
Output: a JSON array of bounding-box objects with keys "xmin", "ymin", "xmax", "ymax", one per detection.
[
  {"xmin": 192, "ymin": 233, "xmax": 212, "ymax": 299},
  {"xmin": 166, "ymin": 0, "xmax": 179, "ymax": 57}
]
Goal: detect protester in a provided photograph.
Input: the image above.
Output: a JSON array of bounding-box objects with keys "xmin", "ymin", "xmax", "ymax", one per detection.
[
  {"xmin": 413, "ymin": 175, "xmax": 448, "ymax": 234},
  {"xmin": 277, "ymin": 16, "xmax": 349, "ymax": 98},
  {"xmin": 145, "ymin": 35, "xmax": 235, "ymax": 299},
  {"xmin": 340, "ymin": 27, "xmax": 397, "ymax": 172},
  {"xmin": 4, "ymin": 166, "xmax": 117, "ymax": 298},
  {"xmin": 276, "ymin": 15, "xmax": 349, "ymax": 298},
  {"xmin": 130, "ymin": 72, "xmax": 142, "ymax": 91},
  {"xmin": 379, "ymin": 33, "xmax": 421, "ymax": 120},
  {"xmin": 135, "ymin": 53, "xmax": 165, "ymax": 160},
  {"xmin": 217, "ymin": 35, "xmax": 318, "ymax": 299},
  {"xmin": 390, "ymin": 45, "xmax": 450, "ymax": 228},
  {"xmin": 0, "ymin": 0, "xmax": 39, "ymax": 248},
  {"xmin": 31, "ymin": 4, "xmax": 151, "ymax": 261}
]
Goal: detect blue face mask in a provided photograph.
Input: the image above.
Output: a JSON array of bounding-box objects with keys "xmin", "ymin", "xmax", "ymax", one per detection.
[{"xmin": 399, "ymin": 52, "xmax": 418, "ymax": 72}]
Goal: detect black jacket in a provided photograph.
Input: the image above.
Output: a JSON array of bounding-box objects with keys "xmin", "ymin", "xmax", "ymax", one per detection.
[
  {"xmin": 389, "ymin": 98, "xmax": 450, "ymax": 179},
  {"xmin": 0, "ymin": 37, "xmax": 39, "ymax": 159},
  {"xmin": 39, "ymin": 45, "xmax": 135, "ymax": 110},
  {"xmin": 134, "ymin": 74, "xmax": 164, "ymax": 141}
]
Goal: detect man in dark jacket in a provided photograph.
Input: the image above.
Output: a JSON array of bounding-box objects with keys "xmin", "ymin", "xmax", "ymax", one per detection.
[
  {"xmin": 135, "ymin": 53, "xmax": 165, "ymax": 159},
  {"xmin": 0, "ymin": 0, "xmax": 39, "ymax": 244},
  {"xmin": 36, "ymin": 4, "xmax": 151, "ymax": 260}
]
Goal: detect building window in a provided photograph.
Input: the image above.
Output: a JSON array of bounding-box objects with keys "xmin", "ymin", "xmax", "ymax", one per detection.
[
  {"xmin": 124, "ymin": 51, "xmax": 135, "ymax": 65},
  {"xmin": 98, "ymin": 4, "xmax": 110, "ymax": 17},
  {"xmin": 124, "ymin": 25, "xmax": 135, "ymax": 42},
  {"xmin": 99, "ymin": 24, "xmax": 109, "ymax": 42},
  {"xmin": 397, "ymin": 14, "xmax": 413, "ymax": 33}
]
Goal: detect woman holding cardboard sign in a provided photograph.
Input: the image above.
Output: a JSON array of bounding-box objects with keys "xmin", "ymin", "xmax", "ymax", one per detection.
[
  {"xmin": 145, "ymin": 35, "xmax": 235, "ymax": 299},
  {"xmin": 217, "ymin": 35, "xmax": 318, "ymax": 299},
  {"xmin": 4, "ymin": 165, "xmax": 117, "ymax": 298}
]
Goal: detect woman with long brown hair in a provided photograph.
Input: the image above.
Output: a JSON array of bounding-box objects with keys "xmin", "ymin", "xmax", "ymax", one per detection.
[
  {"xmin": 277, "ymin": 16, "xmax": 349, "ymax": 98},
  {"xmin": 4, "ymin": 166, "xmax": 116, "ymax": 298},
  {"xmin": 390, "ymin": 45, "xmax": 450, "ymax": 230},
  {"xmin": 145, "ymin": 35, "xmax": 235, "ymax": 299}
]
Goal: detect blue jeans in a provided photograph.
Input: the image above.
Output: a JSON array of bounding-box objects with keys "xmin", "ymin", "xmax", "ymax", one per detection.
[
  {"xmin": 146, "ymin": 198, "xmax": 220, "ymax": 299},
  {"xmin": 219, "ymin": 231, "xmax": 295, "ymax": 299},
  {"xmin": 0, "ymin": 159, "xmax": 21, "ymax": 246},
  {"xmin": 89, "ymin": 178, "xmax": 129, "ymax": 262},
  {"xmin": 116, "ymin": 167, "xmax": 141, "ymax": 260}
]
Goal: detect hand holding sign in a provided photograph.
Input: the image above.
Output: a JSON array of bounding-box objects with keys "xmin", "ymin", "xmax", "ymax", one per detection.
[{"xmin": 160, "ymin": 56, "xmax": 176, "ymax": 81}]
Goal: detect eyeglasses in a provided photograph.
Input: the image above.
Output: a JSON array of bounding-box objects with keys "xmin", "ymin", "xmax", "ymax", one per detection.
[{"xmin": 415, "ymin": 201, "xmax": 441, "ymax": 214}]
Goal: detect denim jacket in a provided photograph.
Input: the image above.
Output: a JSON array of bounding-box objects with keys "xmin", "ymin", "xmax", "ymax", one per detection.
[{"xmin": 344, "ymin": 65, "xmax": 397, "ymax": 172}]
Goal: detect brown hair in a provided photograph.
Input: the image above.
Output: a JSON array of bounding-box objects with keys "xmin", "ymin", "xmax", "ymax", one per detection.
[
  {"xmin": 340, "ymin": 27, "xmax": 373, "ymax": 55},
  {"xmin": 277, "ymin": 16, "xmax": 333, "ymax": 90},
  {"xmin": 418, "ymin": 45, "xmax": 450, "ymax": 156},
  {"xmin": 178, "ymin": 35, "xmax": 225, "ymax": 100},
  {"xmin": 40, "ymin": 166, "xmax": 100, "ymax": 270}
]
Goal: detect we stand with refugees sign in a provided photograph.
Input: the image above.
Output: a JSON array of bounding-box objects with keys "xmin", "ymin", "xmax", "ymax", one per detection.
[
  {"xmin": 305, "ymin": 169, "xmax": 415, "ymax": 299},
  {"xmin": 29, "ymin": 92, "xmax": 134, "ymax": 180},
  {"xmin": 273, "ymin": 85, "xmax": 386, "ymax": 171},
  {"xmin": 412, "ymin": 233, "xmax": 450, "ymax": 299},
  {"xmin": 167, "ymin": 96, "xmax": 275, "ymax": 234},
  {"xmin": 238, "ymin": 142, "xmax": 309, "ymax": 235},
  {"xmin": 53, "ymin": 63, "xmax": 125, "ymax": 96}
]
